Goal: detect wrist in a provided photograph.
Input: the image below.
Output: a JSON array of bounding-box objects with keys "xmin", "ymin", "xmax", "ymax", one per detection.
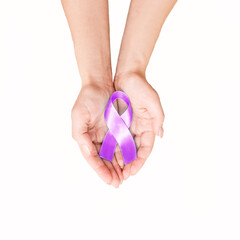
[
  {"xmin": 114, "ymin": 71, "xmax": 146, "ymax": 91},
  {"xmin": 81, "ymin": 74, "xmax": 113, "ymax": 92},
  {"xmin": 114, "ymin": 57, "xmax": 147, "ymax": 90},
  {"xmin": 74, "ymin": 46, "xmax": 113, "ymax": 88},
  {"xmin": 115, "ymin": 46, "xmax": 149, "ymax": 77}
]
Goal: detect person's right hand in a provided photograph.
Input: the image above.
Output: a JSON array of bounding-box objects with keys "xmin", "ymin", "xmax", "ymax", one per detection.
[
  {"xmin": 114, "ymin": 73, "xmax": 165, "ymax": 180},
  {"xmin": 71, "ymin": 83, "xmax": 123, "ymax": 188}
]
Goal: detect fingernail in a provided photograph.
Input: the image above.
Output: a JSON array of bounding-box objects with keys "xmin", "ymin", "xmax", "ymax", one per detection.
[
  {"xmin": 123, "ymin": 170, "xmax": 130, "ymax": 180},
  {"xmin": 120, "ymin": 160, "xmax": 124, "ymax": 168},
  {"xmin": 82, "ymin": 144, "xmax": 90, "ymax": 156},
  {"xmin": 120, "ymin": 174, "xmax": 124, "ymax": 184},
  {"xmin": 112, "ymin": 181, "xmax": 119, "ymax": 188}
]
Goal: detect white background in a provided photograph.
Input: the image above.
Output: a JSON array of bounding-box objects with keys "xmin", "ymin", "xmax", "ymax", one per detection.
[{"xmin": 0, "ymin": 0, "xmax": 240, "ymax": 239}]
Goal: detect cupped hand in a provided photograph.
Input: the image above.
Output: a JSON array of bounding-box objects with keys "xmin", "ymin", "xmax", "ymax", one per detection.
[
  {"xmin": 71, "ymin": 83, "xmax": 123, "ymax": 187},
  {"xmin": 114, "ymin": 73, "xmax": 165, "ymax": 179}
]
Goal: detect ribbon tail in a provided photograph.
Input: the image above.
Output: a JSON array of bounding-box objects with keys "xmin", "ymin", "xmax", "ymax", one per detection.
[
  {"xmin": 119, "ymin": 135, "xmax": 137, "ymax": 165},
  {"xmin": 99, "ymin": 130, "xmax": 117, "ymax": 162}
]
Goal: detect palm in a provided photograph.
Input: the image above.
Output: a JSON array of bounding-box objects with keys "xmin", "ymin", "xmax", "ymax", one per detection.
[
  {"xmin": 115, "ymin": 75, "xmax": 164, "ymax": 179},
  {"xmin": 71, "ymin": 84, "xmax": 123, "ymax": 187},
  {"xmin": 82, "ymin": 87, "xmax": 109, "ymax": 146}
]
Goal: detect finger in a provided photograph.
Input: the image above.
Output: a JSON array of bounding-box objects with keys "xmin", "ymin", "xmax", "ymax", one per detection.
[
  {"xmin": 159, "ymin": 127, "xmax": 164, "ymax": 138},
  {"xmin": 134, "ymin": 135, "xmax": 141, "ymax": 149},
  {"xmin": 112, "ymin": 155, "xmax": 123, "ymax": 184},
  {"xmin": 96, "ymin": 143, "xmax": 121, "ymax": 188},
  {"xmin": 104, "ymin": 142, "xmax": 123, "ymax": 184},
  {"xmin": 96, "ymin": 143, "xmax": 122, "ymax": 186},
  {"xmin": 103, "ymin": 159, "xmax": 120, "ymax": 188},
  {"xmin": 72, "ymin": 108, "xmax": 112, "ymax": 185},
  {"xmin": 115, "ymin": 145, "xmax": 124, "ymax": 169},
  {"xmin": 130, "ymin": 131, "xmax": 155, "ymax": 176},
  {"xmin": 123, "ymin": 162, "xmax": 132, "ymax": 180},
  {"xmin": 77, "ymin": 134, "xmax": 113, "ymax": 185}
]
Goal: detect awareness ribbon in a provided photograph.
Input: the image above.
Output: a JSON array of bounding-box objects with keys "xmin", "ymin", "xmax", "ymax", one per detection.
[{"xmin": 99, "ymin": 91, "xmax": 137, "ymax": 165}]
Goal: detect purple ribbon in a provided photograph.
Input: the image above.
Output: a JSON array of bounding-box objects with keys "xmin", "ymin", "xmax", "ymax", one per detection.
[{"xmin": 99, "ymin": 91, "xmax": 137, "ymax": 165}]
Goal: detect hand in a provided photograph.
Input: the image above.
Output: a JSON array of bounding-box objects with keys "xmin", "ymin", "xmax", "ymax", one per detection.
[
  {"xmin": 71, "ymin": 83, "xmax": 123, "ymax": 187},
  {"xmin": 114, "ymin": 73, "xmax": 165, "ymax": 179}
]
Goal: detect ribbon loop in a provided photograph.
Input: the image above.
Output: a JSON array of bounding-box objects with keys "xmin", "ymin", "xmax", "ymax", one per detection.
[{"xmin": 99, "ymin": 91, "xmax": 137, "ymax": 165}]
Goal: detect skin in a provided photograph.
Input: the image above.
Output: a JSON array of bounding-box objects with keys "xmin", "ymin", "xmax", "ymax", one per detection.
[
  {"xmin": 61, "ymin": 0, "xmax": 123, "ymax": 187},
  {"xmin": 61, "ymin": 0, "xmax": 177, "ymax": 186},
  {"xmin": 114, "ymin": 0, "xmax": 177, "ymax": 179},
  {"xmin": 71, "ymin": 83, "xmax": 123, "ymax": 187},
  {"xmin": 114, "ymin": 73, "xmax": 165, "ymax": 179}
]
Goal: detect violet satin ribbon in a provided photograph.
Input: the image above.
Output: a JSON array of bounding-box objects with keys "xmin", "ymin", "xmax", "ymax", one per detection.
[{"xmin": 99, "ymin": 91, "xmax": 137, "ymax": 165}]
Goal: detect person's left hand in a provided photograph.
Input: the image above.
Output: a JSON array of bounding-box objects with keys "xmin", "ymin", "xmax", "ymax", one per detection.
[{"xmin": 71, "ymin": 82, "xmax": 123, "ymax": 187}]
